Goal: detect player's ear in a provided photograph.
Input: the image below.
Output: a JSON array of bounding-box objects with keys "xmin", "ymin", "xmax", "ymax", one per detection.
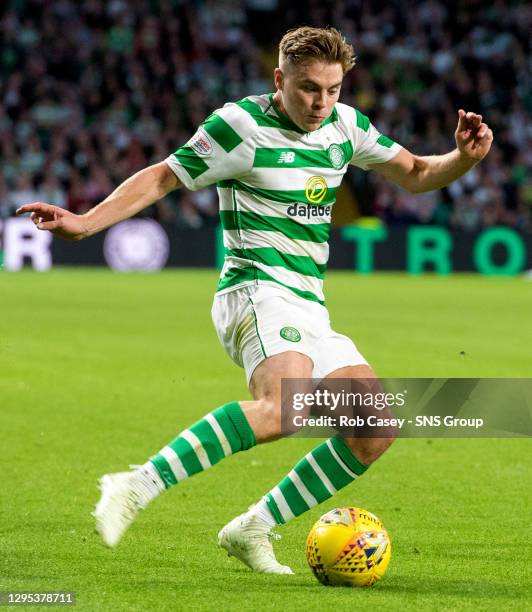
[{"xmin": 274, "ymin": 68, "xmax": 284, "ymax": 91}]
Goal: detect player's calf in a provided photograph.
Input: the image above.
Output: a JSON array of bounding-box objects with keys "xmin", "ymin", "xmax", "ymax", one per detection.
[
  {"xmin": 342, "ymin": 435, "xmax": 395, "ymax": 466},
  {"xmin": 239, "ymin": 397, "xmax": 285, "ymax": 442}
]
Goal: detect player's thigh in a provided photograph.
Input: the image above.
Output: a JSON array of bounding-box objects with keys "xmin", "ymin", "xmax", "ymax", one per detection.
[
  {"xmin": 243, "ymin": 351, "xmax": 313, "ymax": 442},
  {"xmin": 250, "ymin": 350, "xmax": 314, "ymax": 401},
  {"xmin": 325, "ymin": 364, "xmax": 395, "ymax": 465},
  {"xmin": 326, "ymin": 364, "xmax": 377, "ymax": 380}
]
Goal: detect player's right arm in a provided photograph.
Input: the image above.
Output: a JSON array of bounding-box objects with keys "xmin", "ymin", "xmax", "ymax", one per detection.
[
  {"xmin": 17, "ymin": 100, "xmax": 255, "ymax": 240},
  {"xmin": 16, "ymin": 162, "xmax": 181, "ymax": 240}
]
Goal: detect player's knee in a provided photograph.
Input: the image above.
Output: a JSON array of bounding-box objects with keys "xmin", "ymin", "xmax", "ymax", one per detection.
[
  {"xmin": 254, "ymin": 397, "xmax": 283, "ymax": 441},
  {"xmin": 343, "ymin": 435, "xmax": 395, "ymax": 466}
]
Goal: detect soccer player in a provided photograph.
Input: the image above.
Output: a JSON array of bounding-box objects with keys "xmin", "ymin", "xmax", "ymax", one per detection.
[{"xmin": 17, "ymin": 27, "xmax": 493, "ymax": 574}]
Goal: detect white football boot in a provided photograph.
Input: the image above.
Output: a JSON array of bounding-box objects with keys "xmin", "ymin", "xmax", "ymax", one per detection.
[
  {"xmin": 94, "ymin": 472, "xmax": 147, "ymax": 547},
  {"xmin": 218, "ymin": 511, "xmax": 294, "ymax": 574}
]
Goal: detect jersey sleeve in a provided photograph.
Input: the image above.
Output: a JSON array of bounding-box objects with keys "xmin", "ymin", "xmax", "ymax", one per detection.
[
  {"xmin": 343, "ymin": 106, "xmax": 403, "ymax": 171},
  {"xmin": 165, "ymin": 103, "xmax": 256, "ymax": 190}
]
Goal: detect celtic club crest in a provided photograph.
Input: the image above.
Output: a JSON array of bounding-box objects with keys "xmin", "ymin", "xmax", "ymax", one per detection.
[{"xmin": 328, "ymin": 144, "xmax": 346, "ymax": 169}]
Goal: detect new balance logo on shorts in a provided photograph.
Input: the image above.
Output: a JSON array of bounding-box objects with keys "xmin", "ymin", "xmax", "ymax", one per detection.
[{"xmin": 287, "ymin": 203, "xmax": 332, "ymax": 219}]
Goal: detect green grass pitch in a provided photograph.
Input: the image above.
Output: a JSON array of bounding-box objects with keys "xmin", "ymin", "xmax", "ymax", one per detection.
[{"xmin": 1, "ymin": 269, "xmax": 530, "ymax": 611}]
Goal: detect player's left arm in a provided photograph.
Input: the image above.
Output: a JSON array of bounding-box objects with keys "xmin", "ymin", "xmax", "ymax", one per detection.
[{"xmin": 368, "ymin": 110, "xmax": 493, "ymax": 194}]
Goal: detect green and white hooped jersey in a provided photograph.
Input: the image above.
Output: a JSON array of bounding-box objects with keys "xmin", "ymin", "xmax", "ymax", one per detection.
[{"xmin": 165, "ymin": 94, "xmax": 401, "ymax": 304}]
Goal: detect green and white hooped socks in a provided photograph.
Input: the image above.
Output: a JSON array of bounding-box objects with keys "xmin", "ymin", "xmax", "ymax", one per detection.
[
  {"xmin": 251, "ymin": 435, "xmax": 368, "ymax": 527},
  {"xmin": 134, "ymin": 402, "xmax": 256, "ymax": 505}
]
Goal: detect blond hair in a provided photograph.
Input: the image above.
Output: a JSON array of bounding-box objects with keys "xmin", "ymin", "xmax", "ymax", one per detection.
[{"xmin": 279, "ymin": 26, "xmax": 356, "ymax": 74}]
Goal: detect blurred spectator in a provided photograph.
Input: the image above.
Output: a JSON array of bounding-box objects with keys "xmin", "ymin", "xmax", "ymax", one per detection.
[
  {"xmin": 0, "ymin": 0, "xmax": 529, "ymax": 231},
  {"xmin": 0, "ymin": 175, "xmax": 11, "ymax": 219},
  {"xmin": 9, "ymin": 174, "xmax": 41, "ymax": 214},
  {"xmin": 38, "ymin": 173, "xmax": 67, "ymax": 209}
]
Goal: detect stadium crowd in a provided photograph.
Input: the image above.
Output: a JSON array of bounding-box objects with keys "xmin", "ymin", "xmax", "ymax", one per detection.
[{"xmin": 0, "ymin": 0, "xmax": 530, "ymax": 231}]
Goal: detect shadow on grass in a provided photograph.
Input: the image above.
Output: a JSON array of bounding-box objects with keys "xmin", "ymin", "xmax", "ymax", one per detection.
[
  {"xmin": 374, "ymin": 575, "xmax": 528, "ymax": 599},
  {"xmin": 192, "ymin": 571, "xmax": 529, "ymax": 601}
]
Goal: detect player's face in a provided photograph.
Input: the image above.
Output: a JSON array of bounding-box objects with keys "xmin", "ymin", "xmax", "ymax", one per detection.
[{"xmin": 274, "ymin": 61, "xmax": 343, "ymax": 132}]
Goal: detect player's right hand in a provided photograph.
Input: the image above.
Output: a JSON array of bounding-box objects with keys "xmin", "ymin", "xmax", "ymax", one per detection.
[{"xmin": 16, "ymin": 202, "xmax": 88, "ymax": 241}]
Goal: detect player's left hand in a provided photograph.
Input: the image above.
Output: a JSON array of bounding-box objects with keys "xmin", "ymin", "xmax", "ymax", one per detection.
[{"xmin": 455, "ymin": 109, "xmax": 493, "ymax": 162}]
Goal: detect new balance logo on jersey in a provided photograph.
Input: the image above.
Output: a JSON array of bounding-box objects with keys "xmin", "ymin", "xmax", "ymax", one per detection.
[
  {"xmin": 277, "ymin": 152, "xmax": 296, "ymax": 164},
  {"xmin": 287, "ymin": 203, "xmax": 331, "ymax": 219}
]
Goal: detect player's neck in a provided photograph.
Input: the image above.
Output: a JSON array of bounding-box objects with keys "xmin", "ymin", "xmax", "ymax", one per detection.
[{"xmin": 272, "ymin": 91, "xmax": 288, "ymax": 118}]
